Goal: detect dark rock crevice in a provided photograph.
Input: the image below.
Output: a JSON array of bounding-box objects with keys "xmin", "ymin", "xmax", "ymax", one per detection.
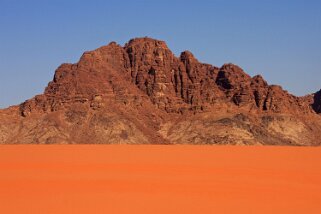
[{"xmin": 312, "ymin": 90, "xmax": 321, "ymax": 114}]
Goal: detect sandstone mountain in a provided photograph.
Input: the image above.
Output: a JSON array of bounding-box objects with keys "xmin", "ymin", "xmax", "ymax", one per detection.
[{"xmin": 1, "ymin": 37, "xmax": 321, "ymax": 145}]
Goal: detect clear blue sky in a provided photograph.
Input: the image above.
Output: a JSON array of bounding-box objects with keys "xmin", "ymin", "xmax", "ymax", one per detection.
[{"xmin": 1, "ymin": 0, "xmax": 320, "ymax": 108}]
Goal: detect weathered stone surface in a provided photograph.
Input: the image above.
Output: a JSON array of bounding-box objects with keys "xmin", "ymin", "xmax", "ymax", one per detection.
[
  {"xmin": 312, "ymin": 90, "xmax": 321, "ymax": 114},
  {"xmin": 1, "ymin": 37, "xmax": 321, "ymax": 145}
]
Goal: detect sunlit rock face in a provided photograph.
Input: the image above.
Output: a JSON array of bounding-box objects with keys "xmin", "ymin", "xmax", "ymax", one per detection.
[{"xmin": 1, "ymin": 37, "xmax": 321, "ymax": 145}]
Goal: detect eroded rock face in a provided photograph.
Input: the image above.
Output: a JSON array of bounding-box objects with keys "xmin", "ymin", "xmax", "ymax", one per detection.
[
  {"xmin": 313, "ymin": 90, "xmax": 321, "ymax": 114},
  {"xmin": 18, "ymin": 37, "xmax": 318, "ymax": 116},
  {"xmin": 1, "ymin": 37, "xmax": 321, "ymax": 145}
]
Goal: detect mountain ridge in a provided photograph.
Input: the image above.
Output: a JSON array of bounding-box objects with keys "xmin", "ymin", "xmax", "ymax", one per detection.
[{"xmin": 1, "ymin": 37, "xmax": 320, "ymax": 145}]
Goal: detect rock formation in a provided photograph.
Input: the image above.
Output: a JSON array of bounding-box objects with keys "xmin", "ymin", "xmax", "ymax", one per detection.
[
  {"xmin": 312, "ymin": 90, "xmax": 321, "ymax": 114},
  {"xmin": 1, "ymin": 37, "xmax": 320, "ymax": 145}
]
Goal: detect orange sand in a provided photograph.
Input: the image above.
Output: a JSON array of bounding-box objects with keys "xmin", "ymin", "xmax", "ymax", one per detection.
[{"xmin": 0, "ymin": 145, "xmax": 320, "ymax": 214}]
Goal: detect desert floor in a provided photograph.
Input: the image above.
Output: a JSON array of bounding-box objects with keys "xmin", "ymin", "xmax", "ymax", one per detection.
[{"xmin": 0, "ymin": 145, "xmax": 320, "ymax": 214}]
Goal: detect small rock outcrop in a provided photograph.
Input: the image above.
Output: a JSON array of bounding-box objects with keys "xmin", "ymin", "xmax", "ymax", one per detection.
[{"xmin": 313, "ymin": 90, "xmax": 321, "ymax": 114}]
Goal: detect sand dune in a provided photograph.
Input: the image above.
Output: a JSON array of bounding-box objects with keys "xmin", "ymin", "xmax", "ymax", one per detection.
[{"xmin": 0, "ymin": 145, "xmax": 320, "ymax": 213}]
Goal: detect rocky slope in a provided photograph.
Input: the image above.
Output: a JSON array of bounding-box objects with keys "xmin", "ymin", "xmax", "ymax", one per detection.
[{"xmin": 1, "ymin": 37, "xmax": 320, "ymax": 145}]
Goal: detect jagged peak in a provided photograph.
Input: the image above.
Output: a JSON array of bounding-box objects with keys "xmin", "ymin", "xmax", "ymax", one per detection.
[
  {"xmin": 79, "ymin": 41, "xmax": 123, "ymax": 58},
  {"xmin": 180, "ymin": 50, "xmax": 198, "ymax": 62},
  {"xmin": 252, "ymin": 75, "xmax": 268, "ymax": 87},
  {"xmin": 17, "ymin": 37, "xmax": 320, "ymax": 118},
  {"xmin": 220, "ymin": 63, "xmax": 243, "ymax": 71},
  {"xmin": 107, "ymin": 41, "xmax": 118, "ymax": 46},
  {"xmin": 2, "ymin": 37, "xmax": 321, "ymax": 146},
  {"xmin": 125, "ymin": 37, "xmax": 169, "ymax": 49}
]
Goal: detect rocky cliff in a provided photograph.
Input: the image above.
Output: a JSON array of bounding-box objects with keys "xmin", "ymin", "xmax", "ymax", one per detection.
[{"xmin": 1, "ymin": 37, "xmax": 320, "ymax": 145}]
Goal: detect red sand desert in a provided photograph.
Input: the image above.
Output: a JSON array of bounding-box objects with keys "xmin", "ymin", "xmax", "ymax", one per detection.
[{"xmin": 0, "ymin": 145, "xmax": 320, "ymax": 214}]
